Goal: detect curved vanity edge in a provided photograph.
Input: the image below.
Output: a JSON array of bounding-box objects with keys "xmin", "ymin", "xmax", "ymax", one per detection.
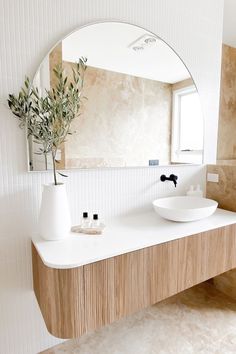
[
  {"xmin": 31, "ymin": 208, "xmax": 236, "ymax": 269},
  {"xmin": 31, "ymin": 244, "xmax": 85, "ymax": 339}
]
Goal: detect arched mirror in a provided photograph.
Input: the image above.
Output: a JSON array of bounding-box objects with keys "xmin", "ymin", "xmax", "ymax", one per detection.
[{"xmin": 30, "ymin": 22, "xmax": 204, "ymax": 171}]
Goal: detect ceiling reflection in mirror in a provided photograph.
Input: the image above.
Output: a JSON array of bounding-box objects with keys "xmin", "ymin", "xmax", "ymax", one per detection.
[{"xmin": 30, "ymin": 22, "xmax": 204, "ymax": 171}]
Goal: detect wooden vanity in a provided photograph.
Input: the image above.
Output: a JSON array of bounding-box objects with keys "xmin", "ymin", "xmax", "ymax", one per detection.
[{"xmin": 32, "ymin": 209, "xmax": 236, "ymax": 339}]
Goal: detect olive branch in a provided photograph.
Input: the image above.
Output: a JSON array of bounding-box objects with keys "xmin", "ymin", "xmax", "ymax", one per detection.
[{"xmin": 8, "ymin": 57, "xmax": 87, "ymax": 185}]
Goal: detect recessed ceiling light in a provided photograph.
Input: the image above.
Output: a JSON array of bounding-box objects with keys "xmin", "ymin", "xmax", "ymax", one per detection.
[
  {"xmin": 128, "ymin": 34, "xmax": 158, "ymax": 52},
  {"xmin": 133, "ymin": 46, "xmax": 144, "ymax": 51},
  {"xmin": 144, "ymin": 37, "xmax": 157, "ymax": 44}
]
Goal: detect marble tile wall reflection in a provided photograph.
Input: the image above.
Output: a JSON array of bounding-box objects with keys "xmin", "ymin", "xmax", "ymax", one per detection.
[{"xmin": 64, "ymin": 62, "xmax": 172, "ymax": 168}]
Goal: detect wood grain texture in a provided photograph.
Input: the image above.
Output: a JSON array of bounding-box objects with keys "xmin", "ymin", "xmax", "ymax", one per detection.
[
  {"xmin": 204, "ymin": 226, "xmax": 235, "ymax": 276},
  {"xmin": 146, "ymin": 240, "xmax": 178, "ymax": 304},
  {"xmin": 178, "ymin": 233, "xmax": 203, "ymax": 291},
  {"xmin": 32, "ymin": 224, "xmax": 236, "ymax": 339},
  {"xmin": 32, "ymin": 244, "xmax": 85, "ymax": 339},
  {"xmin": 208, "ymin": 220, "xmax": 236, "ymax": 302},
  {"xmin": 114, "ymin": 249, "xmax": 150, "ymax": 319},
  {"xmin": 84, "ymin": 257, "xmax": 115, "ymax": 332}
]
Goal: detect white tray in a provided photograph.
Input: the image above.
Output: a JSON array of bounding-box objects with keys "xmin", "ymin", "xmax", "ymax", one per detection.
[{"xmin": 71, "ymin": 223, "xmax": 105, "ymax": 235}]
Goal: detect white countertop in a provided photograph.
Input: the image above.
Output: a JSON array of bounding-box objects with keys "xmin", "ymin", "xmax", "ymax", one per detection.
[{"xmin": 32, "ymin": 208, "xmax": 236, "ymax": 269}]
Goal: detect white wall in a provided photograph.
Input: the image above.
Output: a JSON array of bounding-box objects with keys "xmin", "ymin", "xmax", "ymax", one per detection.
[{"xmin": 0, "ymin": 0, "xmax": 223, "ymax": 353}]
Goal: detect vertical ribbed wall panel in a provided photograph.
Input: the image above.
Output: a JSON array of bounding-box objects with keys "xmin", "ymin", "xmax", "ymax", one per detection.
[{"xmin": 0, "ymin": 0, "xmax": 223, "ymax": 353}]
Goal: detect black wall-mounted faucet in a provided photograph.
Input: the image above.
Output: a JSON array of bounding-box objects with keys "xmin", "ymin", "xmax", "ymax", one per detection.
[{"xmin": 160, "ymin": 174, "xmax": 178, "ymax": 187}]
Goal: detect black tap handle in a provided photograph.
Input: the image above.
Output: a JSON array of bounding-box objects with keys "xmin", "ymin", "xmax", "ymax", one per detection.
[
  {"xmin": 160, "ymin": 174, "xmax": 178, "ymax": 187},
  {"xmin": 160, "ymin": 174, "xmax": 167, "ymax": 182},
  {"xmin": 170, "ymin": 174, "xmax": 178, "ymax": 180}
]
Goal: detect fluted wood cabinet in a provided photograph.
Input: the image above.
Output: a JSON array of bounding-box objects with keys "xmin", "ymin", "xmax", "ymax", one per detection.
[{"xmin": 32, "ymin": 224, "xmax": 236, "ymax": 339}]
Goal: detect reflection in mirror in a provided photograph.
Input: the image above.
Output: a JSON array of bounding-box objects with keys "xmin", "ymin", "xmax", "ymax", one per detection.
[{"xmin": 30, "ymin": 22, "xmax": 204, "ymax": 171}]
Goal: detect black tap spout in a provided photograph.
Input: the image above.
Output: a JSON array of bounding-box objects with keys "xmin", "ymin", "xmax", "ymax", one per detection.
[{"xmin": 160, "ymin": 174, "xmax": 178, "ymax": 187}]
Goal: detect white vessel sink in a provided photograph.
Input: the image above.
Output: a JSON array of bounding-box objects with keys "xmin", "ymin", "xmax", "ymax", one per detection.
[{"xmin": 152, "ymin": 196, "xmax": 218, "ymax": 222}]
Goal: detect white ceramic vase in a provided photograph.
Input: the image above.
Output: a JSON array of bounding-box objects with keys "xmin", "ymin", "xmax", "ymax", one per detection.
[{"xmin": 38, "ymin": 183, "xmax": 71, "ymax": 241}]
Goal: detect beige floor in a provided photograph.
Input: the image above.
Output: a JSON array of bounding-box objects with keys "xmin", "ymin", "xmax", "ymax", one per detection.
[{"xmin": 42, "ymin": 282, "xmax": 236, "ymax": 354}]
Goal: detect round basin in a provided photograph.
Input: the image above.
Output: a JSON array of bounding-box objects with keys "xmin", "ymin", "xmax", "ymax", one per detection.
[{"xmin": 152, "ymin": 196, "xmax": 218, "ymax": 222}]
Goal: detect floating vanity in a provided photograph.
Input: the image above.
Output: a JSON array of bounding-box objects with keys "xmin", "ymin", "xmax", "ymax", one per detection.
[{"xmin": 32, "ymin": 209, "xmax": 236, "ymax": 339}]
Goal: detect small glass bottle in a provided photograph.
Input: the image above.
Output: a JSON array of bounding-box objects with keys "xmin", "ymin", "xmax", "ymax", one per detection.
[
  {"xmin": 186, "ymin": 185, "xmax": 194, "ymax": 196},
  {"xmin": 81, "ymin": 212, "xmax": 90, "ymax": 228},
  {"xmin": 195, "ymin": 184, "xmax": 203, "ymax": 197},
  {"xmin": 91, "ymin": 214, "xmax": 100, "ymax": 228}
]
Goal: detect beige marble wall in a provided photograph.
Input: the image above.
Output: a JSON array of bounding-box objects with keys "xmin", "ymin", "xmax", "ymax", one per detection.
[
  {"xmin": 63, "ymin": 62, "xmax": 172, "ymax": 168},
  {"xmin": 206, "ymin": 164, "xmax": 236, "ymax": 299},
  {"xmin": 206, "ymin": 164, "xmax": 236, "ymax": 211},
  {"xmin": 209, "ymin": 45, "xmax": 236, "ymax": 299},
  {"xmin": 40, "ymin": 52, "xmax": 195, "ymax": 170},
  {"xmin": 37, "ymin": 52, "xmax": 194, "ymax": 170},
  {"xmin": 217, "ymin": 44, "xmax": 236, "ymax": 162},
  {"xmin": 49, "ymin": 43, "xmax": 62, "ymax": 88}
]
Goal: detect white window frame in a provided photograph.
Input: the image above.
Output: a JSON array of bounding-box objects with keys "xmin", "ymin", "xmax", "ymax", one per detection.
[{"xmin": 171, "ymin": 85, "xmax": 203, "ymax": 164}]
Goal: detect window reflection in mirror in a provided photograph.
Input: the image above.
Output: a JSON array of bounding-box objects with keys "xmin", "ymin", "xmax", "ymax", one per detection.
[
  {"xmin": 30, "ymin": 22, "xmax": 204, "ymax": 171},
  {"xmin": 171, "ymin": 85, "xmax": 203, "ymax": 164}
]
